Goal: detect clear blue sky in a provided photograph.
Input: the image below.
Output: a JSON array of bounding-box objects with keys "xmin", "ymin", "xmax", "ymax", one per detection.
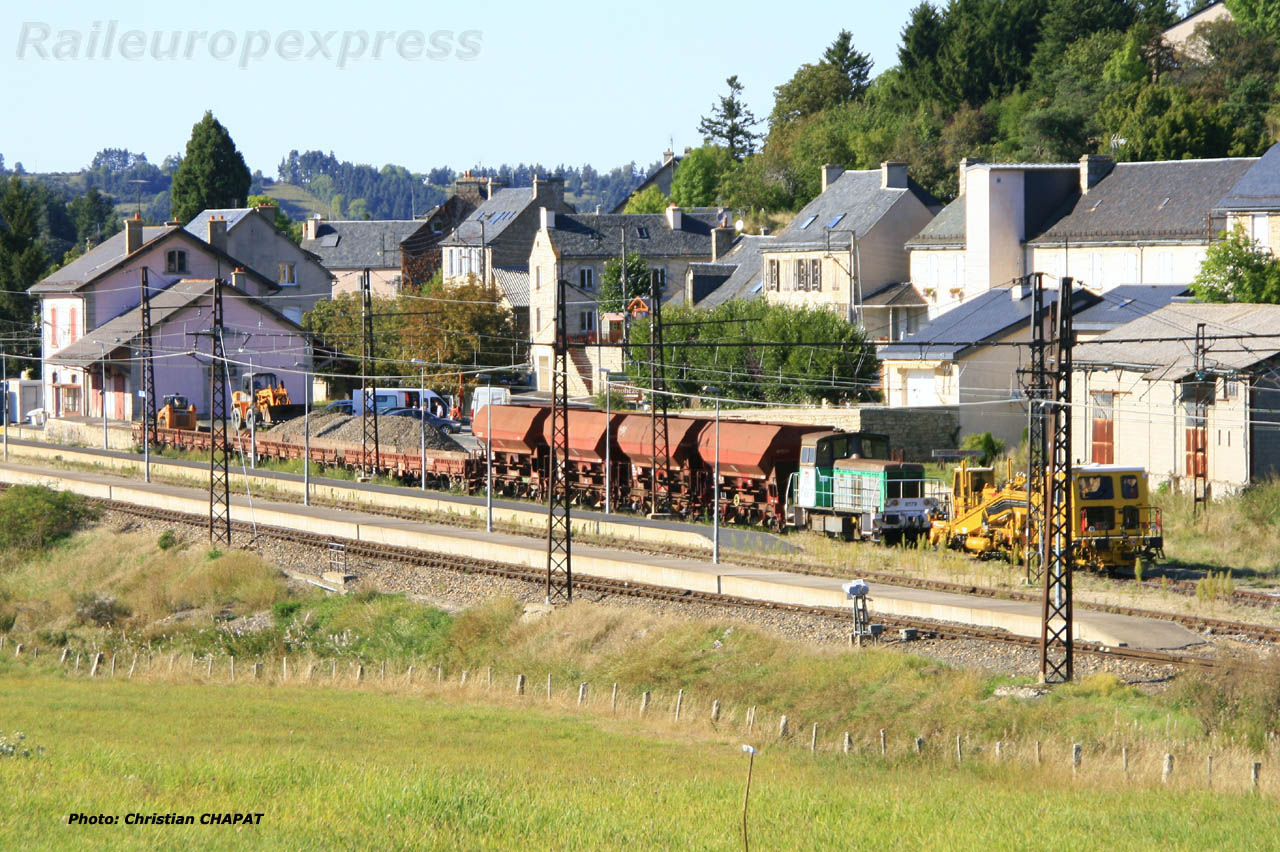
[{"xmin": 3, "ymin": 1, "xmax": 915, "ymax": 176}]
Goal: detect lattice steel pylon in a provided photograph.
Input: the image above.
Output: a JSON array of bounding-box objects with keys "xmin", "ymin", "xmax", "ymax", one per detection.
[
  {"xmin": 139, "ymin": 267, "xmax": 157, "ymax": 451},
  {"xmin": 1023, "ymin": 273, "xmax": 1049, "ymax": 585},
  {"xmin": 360, "ymin": 268, "xmax": 380, "ymax": 474},
  {"xmin": 208, "ymin": 278, "xmax": 232, "ymax": 546},
  {"xmin": 1040, "ymin": 275, "xmax": 1074, "ymax": 683},
  {"xmin": 546, "ymin": 277, "xmax": 572, "ymax": 604},
  {"xmin": 648, "ymin": 269, "xmax": 670, "ymax": 516},
  {"xmin": 1191, "ymin": 322, "xmax": 1210, "ymax": 518}
]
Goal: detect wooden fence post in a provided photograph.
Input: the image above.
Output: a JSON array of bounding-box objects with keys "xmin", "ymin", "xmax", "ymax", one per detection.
[
  {"xmin": 1072, "ymin": 744, "xmax": 1082, "ymax": 776},
  {"xmin": 710, "ymin": 700, "xmax": 721, "ymax": 724},
  {"xmin": 516, "ymin": 674, "xmax": 526, "ymax": 696},
  {"xmin": 407, "ymin": 665, "xmax": 415, "ymax": 684},
  {"xmin": 915, "ymin": 737, "xmax": 924, "ymax": 755},
  {"xmin": 674, "ymin": 689, "xmax": 684, "ymax": 722},
  {"xmin": 128, "ymin": 654, "xmax": 137, "ymax": 679},
  {"xmin": 746, "ymin": 706, "xmax": 755, "ymax": 734},
  {"xmin": 89, "ymin": 652, "xmax": 103, "ymax": 677},
  {"xmin": 578, "ymin": 682, "xmax": 588, "ymax": 707},
  {"xmin": 810, "ymin": 723, "xmax": 819, "ymax": 753},
  {"xmin": 778, "ymin": 715, "xmax": 789, "ymax": 739},
  {"xmin": 956, "ymin": 736, "xmax": 963, "ymax": 763},
  {"xmin": 843, "ymin": 732, "xmax": 851, "ymax": 754},
  {"xmin": 1206, "ymin": 755, "xmax": 1213, "ymax": 789},
  {"xmin": 546, "ymin": 673, "xmax": 552, "ymax": 701},
  {"xmin": 230, "ymin": 657, "xmax": 236, "ymax": 682},
  {"xmin": 1252, "ymin": 762, "xmax": 1262, "ymax": 792},
  {"xmin": 880, "ymin": 729, "xmax": 886, "ymax": 756},
  {"xmin": 1162, "ymin": 753, "xmax": 1174, "ymax": 784},
  {"xmin": 640, "ymin": 691, "xmax": 651, "ymax": 716},
  {"xmin": 1035, "ymin": 740, "xmax": 1042, "ymax": 766},
  {"xmin": 1122, "ymin": 747, "xmax": 1129, "ymax": 776},
  {"xmin": 611, "ymin": 683, "xmax": 618, "ymax": 715}
]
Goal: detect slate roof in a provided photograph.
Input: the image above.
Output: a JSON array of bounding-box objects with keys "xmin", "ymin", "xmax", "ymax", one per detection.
[
  {"xmin": 1214, "ymin": 143, "xmax": 1280, "ymax": 212},
  {"xmin": 1072, "ymin": 285, "xmax": 1189, "ymax": 334},
  {"xmin": 1073, "ymin": 302, "xmax": 1280, "ymax": 379},
  {"xmin": 905, "ymin": 196, "xmax": 965, "ymax": 248},
  {"xmin": 47, "ymin": 278, "xmax": 302, "ymax": 368},
  {"xmin": 767, "ymin": 169, "xmax": 940, "ymax": 252},
  {"xmin": 439, "ymin": 188, "xmax": 536, "ymax": 246},
  {"xmin": 1028, "ymin": 158, "xmax": 1256, "ymax": 245},
  {"xmin": 184, "ymin": 208, "xmax": 259, "ymax": 236},
  {"xmin": 878, "ymin": 285, "xmax": 1100, "ymax": 361},
  {"xmin": 32, "ymin": 226, "xmax": 176, "ymax": 292},
  {"xmin": 690, "ymin": 234, "xmax": 774, "ymax": 308},
  {"xmin": 300, "ymin": 220, "xmax": 429, "ymax": 269},
  {"xmin": 546, "ymin": 212, "xmax": 720, "ymax": 258},
  {"xmin": 862, "ymin": 281, "xmax": 926, "ymax": 308},
  {"xmin": 492, "ymin": 267, "xmax": 530, "ymax": 309}
]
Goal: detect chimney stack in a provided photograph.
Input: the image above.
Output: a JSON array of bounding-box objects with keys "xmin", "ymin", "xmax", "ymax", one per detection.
[
  {"xmin": 881, "ymin": 161, "xmax": 908, "ymax": 190},
  {"xmin": 662, "ymin": 148, "xmax": 676, "ymax": 165},
  {"xmin": 820, "ymin": 164, "xmax": 844, "ymax": 194},
  {"xmin": 454, "ymin": 171, "xmax": 487, "ymax": 205},
  {"xmin": 1079, "ymin": 154, "xmax": 1114, "ymax": 194},
  {"xmin": 711, "ymin": 226, "xmax": 734, "ymax": 262},
  {"xmin": 206, "ymin": 216, "xmax": 228, "ymax": 253},
  {"xmin": 540, "ymin": 206, "xmax": 556, "ymax": 231},
  {"xmin": 124, "ymin": 214, "xmax": 143, "ymax": 255},
  {"xmin": 230, "ymin": 266, "xmax": 248, "ymax": 291},
  {"xmin": 665, "ymin": 204, "xmax": 683, "ymax": 231},
  {"xmin": 957, "ymin": 157, "xmax": 984, "ymax": 197},
  {"xmin": 532, "ymin": 175, "xmax": 564, "ymax": 208},
  {"xmin": 302, "ymin": 214, "xmax": 323, "ymax": 241}
]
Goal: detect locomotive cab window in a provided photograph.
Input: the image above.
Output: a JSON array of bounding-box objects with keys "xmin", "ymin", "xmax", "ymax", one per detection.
[
  {"xmin": 1121, "ymin": 475, "xmax": 1139, "ymax": 500},
  {"xmin": 1082, "ymin": 506, "xmax": 1115, "ymax": 532},
  {"xmin": 862, "ymin": 437, "xmax": 889, "ymax": 460},
  {"xmin": 800, "ymin": 446, "xmax": 815, "ymax": 464},
  {"xmin": 1079, "ymin": 475, "xmax": 1113, "ymax": 500}
]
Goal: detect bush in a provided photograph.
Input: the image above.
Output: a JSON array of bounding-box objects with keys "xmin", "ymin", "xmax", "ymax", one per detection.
[
  {"xmin": 959, "ymin": 432, "xmax": 1006, "ymax": 466},
  {"xmin": 0, "ymin": 486, "xmax": 97, "ymax": 555},
  {"xmin": 157, "ymin": 530, "xmax": 178, "ymax": 550},
  {"xmin": 273, "ymin": 600, "xmax": 303, "ymax": 625},
  {"xmin": 73, "ymin": 593, "xmax": 131, "ymax": 627}
]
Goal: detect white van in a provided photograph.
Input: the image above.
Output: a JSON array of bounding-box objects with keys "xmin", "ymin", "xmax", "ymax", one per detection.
[
  {"xmin": 351, "ymin": 388, "xmax": 449, "ymax": 416},
  {"xmin": 469, "ymin": 386, "xmax": 510, "ymax": 420}
]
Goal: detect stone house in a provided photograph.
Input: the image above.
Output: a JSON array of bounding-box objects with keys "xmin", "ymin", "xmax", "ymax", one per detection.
[
  {"xmin": 184, "ymin": 206, "xmax": 332, "ymax": 322},
  {"xmin": 301, "ymin": 217, "xmax": 435, "ymax": 299},
  {"xmin": 610, "ymin": 147, "xmax": 686, "ymax": 212},
  {"xmin": 527, "ymin": 206, "xmax": 730, "ymax": 394},
  {"xmin": 759, "ymin": 162, "xmax": 940, "ymax": 341}
]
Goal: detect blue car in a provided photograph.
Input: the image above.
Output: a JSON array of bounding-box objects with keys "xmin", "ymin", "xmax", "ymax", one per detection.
[{"xmin": 325, "ymin": 399, "xmax": 354, "ymax": 415}]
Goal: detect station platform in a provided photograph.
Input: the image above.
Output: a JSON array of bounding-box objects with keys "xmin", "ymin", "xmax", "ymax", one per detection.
[{"xmin": 0, "ymin": 461, "xmax": 1202, "ymax": 651}]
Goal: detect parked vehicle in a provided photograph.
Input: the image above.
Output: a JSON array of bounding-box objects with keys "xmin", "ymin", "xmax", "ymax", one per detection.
[
  {"xmin": 351, "ymin": 387, "xmax": 450, "ymax": 417},
  {"xmin": 325, "ymin": 399, "xmax": 354, "ymax": 415},
  {"xmin": 385, "ymin": 407, "xmax": 461, "ymax": 433},
  {"xmin": 156, "ymin": 394, "xmax": 197, "ymax": 431},
  {"xmin": 470, "ymin": 386, "xmax": 511, "ymax": 421},
  {"xmin": 232, "ymin": 373, "xmax": 304, "ymax": 430}
]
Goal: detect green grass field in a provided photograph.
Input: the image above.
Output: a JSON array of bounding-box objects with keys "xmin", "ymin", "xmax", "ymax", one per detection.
[{"xmin": 1, "ymin": 667, "xmax": 1276, "ymax": 852}]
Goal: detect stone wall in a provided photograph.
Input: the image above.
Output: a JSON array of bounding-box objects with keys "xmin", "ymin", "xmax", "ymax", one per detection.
[{"xmin": 682, "ymin": 404, "xmax": 958, "ymax": 461}]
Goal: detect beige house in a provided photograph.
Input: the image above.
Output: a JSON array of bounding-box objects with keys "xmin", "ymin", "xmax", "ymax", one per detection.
[
  {"xmin": 759, "ymin": 163, "xmax": 939, "ymax": 341},
  {"xmin": 1073, "ymin": 303, "xmax": 1280, "ymax": 495},
  {"xmin": 527, "ymin": 206, "xmax": 731, "ymax": 394},
  {"xmin": 1162, "ymin": 1, "xmax": 1233, "ymax": 60},
  {"xmin": 908, "ymin": 155, "xmax": 1258, "ymax": 318}
]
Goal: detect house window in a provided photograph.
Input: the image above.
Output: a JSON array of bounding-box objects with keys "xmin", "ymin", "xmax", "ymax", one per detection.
[
  {"xmin": 69, "ymin": 306, "xmax": 78, "ymax": 344},
  {"xmin": 1252, "ymin": 214, "xmax": 1269, "ymax": 247},
  {"xmin": 536, "ymin": 308, "xmax": 542, "ymax": 331},
  {"xmin": 767, "ymin": 259, "xmax": 779, "ymax": 291},
  {"xmin": 810, "ymin": 259, "xmax": 821, "ymax": 292},
  {"xmin": 799, "ymin": 215, "xmax": 817, "ymax": 229},
  {"xmin": 165, "ymin": 250, "xmax": 188, "ymax": 274},
  {"xmin": 637, "ymin": 227, "xmax": 650, "ymax": 240},
  {"xmin": 277, "ymin": 262, "xmax": 297, "ymax": 285},
  {"xmin": 431, "ymin": 221, "xmax": 443, "ymax": 234},
  {"xmin": 579, "ymin": 267, "xmax": 594, "ymax": 290},
  {"xmin": 1091, "ymin": 392, "xmax": 1114, "ymax": 464},
  {"xmin": 795, "ymin": 259, "xmax": 808, "ymax": 291},
  {"xmin": 535, "ymin": 267, "xmax": 542, "ymax": 291},
  {"xmin": 578, "ymin": 311, "xmax": 595, "ymax": 332},
  {"xmin": 49, "ymin": 306, "xmax": 58, "ymax": 349},
  {"xmin": 1224, "ymin": 378, "xmax": 1239, "ymax": 400}
]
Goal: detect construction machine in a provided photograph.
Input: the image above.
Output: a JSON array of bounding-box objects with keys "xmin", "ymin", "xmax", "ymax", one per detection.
[
  {"xmin": 156, "ymin": 394, "xmax": 197, "ymax": 431},
  {"xmin": 231, "ymin": 372, "xmax": 304, "ymax": 430}
]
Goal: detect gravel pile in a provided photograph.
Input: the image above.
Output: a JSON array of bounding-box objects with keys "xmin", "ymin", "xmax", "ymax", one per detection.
[{"xmin": 266, "ymin": 413, "xmax": 465, "ymax": 454}]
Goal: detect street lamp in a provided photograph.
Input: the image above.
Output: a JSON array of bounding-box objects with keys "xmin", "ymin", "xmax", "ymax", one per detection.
[
  {"xmin": 411, "ymin": 359, "xmax": 427, "ymax": 493},
  {"xmin": 477, "ymin": 372, "xmax": 493, "ymax": 533},
  {"xmin": 600, "ymin": 367, "xmax": 612, "ymax": 514},
  {"xmin": 703, "ymin": 385, "xmax": 721, "ymax": 564}
]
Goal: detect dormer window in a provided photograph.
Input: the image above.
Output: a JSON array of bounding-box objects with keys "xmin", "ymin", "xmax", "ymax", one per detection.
[
  {"xmin": 637, "ymin": 227, "xmax": 650, "ymax": 239},
  {"xmin": 165, "ymin": 250, "xmax": 188, "ymax": 274}
]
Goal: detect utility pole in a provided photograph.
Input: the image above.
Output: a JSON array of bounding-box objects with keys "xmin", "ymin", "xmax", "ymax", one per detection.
[
  {"xmin": 360, "ymin": 268, "xmax": 380, "ymax": 475},
  {"xmin": 546, "ymin": 277, "xmax": 572, "ymax": 603},
  {"xmin": 139, "ymin": 267, "xmax": 156, "ymax": 483},
  {"xmin": 648, "ymin": 269, "xmax": 670, "ymax": 517},
  {"xmin": 1039, "ymin": 276, "xmax": 1074, "ymax": 684},
  {"xmin": 1192, "ymin": 322, "xmax": 1210, "ymax": 517},
  {"xmin": 1023, "ymin": 273, "xmax": 1049, "ymax": 585},
  {"xmin": 208, "ymin": 278, "xmax": 232, "ymax": 546}
]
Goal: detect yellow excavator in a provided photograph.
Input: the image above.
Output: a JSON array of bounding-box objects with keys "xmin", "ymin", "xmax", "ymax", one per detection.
[
  {"xmin": 156, "ymin": 394, "xmax": 197, "ymax": 431},
  {"xmin": 929, "ymin": 462, "xmax": 1031, "ymax": 559},
  {"xmin": 231, "ymin": 372, "xmax": 304, "ymax": 430}
]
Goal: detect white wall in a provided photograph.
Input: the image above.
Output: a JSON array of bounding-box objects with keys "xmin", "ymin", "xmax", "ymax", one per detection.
[
  {"xmin": 1027, "ymin": 244, "xmax": 1207, "ymax": 289},
  {"xmin": 965, "ymin": 169, "xmax": 1025, "ymax": 296}
]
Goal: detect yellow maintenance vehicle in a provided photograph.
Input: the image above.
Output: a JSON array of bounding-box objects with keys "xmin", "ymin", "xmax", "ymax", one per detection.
[
  {"xmin": 231, "ymin": 372, "xmax": 304, "ymax": 430},
  {"xmin": 930, "ymin": 462, "xmax": 1164, "ymax": 571},
  {"xmin": 156, "ymin": 394, "xmax": 197, "ymax": 431}
]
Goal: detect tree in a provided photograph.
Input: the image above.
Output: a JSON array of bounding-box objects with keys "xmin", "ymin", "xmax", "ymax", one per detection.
[
  {"xmin": 168, "ymin": 111, "xmax": 252, "ymax": 223},
  {"xmin": 1101, "ymin": 83, "xmax": 1231, "ymax": 161},
  {"xmin": 0, "ymin": 177, "xmax": 50, "ymax": 359},
  {"xmin": 822, "ymin": 30, "xmax": 873, "ymax": 99},
  {"xmin": 669, "ymin": 146, "xmax": 736, "ymax": 207},
  {"xmin": 1227, "ymin": 0, "xmax": 1280, "ymax": 39},
  {"xmin": 623, "ymin": 185, "xmax": 668, "ymax": 214},
  {"xmin": 698, "ymin": 75, "xmax": 760, "ymax": 160},
  {"xmin": 246, "ymin": 193, "xmax": 301, "ymax": 243},
  {"xmin": 598, "ymin": 252, "xmax": 650, "ymax": 314},
  {"xmin": 1191, "ymin": 224, "xmax": 1280, "ymax": 303},
  {"xmin": 769, "ymin": 63, "xmax": 855, "ymax": 130},
  {"xmin": 66, "ymin": 187, "xmax": 119, "ymax": 250}
]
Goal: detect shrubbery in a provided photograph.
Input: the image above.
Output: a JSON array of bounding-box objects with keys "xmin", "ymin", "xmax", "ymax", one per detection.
[{"xmin": 0, "ymin": 486, "xmax": 96, "ymax": 556}]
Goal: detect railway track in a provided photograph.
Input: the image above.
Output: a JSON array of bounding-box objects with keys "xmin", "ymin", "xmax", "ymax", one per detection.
[{"xmin": 89, "ymin": 494, "xmax": 1244, "ymax": 673}]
